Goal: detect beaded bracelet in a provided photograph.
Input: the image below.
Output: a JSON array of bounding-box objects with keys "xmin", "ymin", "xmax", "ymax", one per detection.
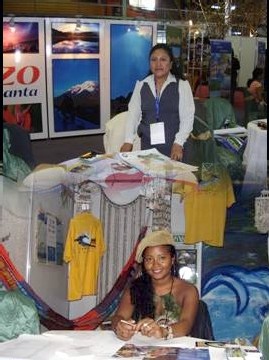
[
  {"xmin": 160, "ymin": 324, "xmax": 174, "ymax": 340},
  {"xmin": 165, "ymin": 325, "xmax": 174, "ymax": 340}
]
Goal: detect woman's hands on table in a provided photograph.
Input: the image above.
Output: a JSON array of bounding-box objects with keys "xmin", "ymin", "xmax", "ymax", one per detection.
[
  {"xmin": 136, "ymin": 318, "xmax": 164, "ymax": 338},
  {"xmin": 113, "ymin": 317, "xmax": 165, "ymax": 340},
  {"xmin": 113, "ymin": 319, "xmax": 136, "ymax": 341}
]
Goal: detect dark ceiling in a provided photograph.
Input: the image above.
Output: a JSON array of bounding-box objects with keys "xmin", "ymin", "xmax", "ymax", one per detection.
[{"xmin": 3, "ymin": 0, "xmax": 267, "ymax": 38}]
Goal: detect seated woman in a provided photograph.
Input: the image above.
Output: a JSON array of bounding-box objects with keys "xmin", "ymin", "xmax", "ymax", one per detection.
[
  {"xmin": 245, "ymin": 67, "xmax": 266, "ymax": 122},
  {"xmin": 111, "ymin": 230, "xmax": 199, "ymax": 340}
]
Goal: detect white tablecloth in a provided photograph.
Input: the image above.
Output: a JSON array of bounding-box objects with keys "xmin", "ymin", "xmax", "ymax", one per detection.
[
  {"xmin": 0, "ymin": 330, "xmax": 260, "ymax": 360},
  {"xmin": 61, "ymin": 150, "xmax": 198, "ymax": 205},
  {"xmin": 243, "ymin": 119, "xmax": 267, "ymax": 190}
]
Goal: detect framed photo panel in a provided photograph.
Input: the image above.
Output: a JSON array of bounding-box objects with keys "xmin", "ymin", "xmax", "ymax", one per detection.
[
  {"xmin": 3, "ymin": 17, "xmax": 48, "ymax": 139},
  {"xmin": 52, "ymin": 58, "xmax": 100, "ymax": 133},
  {"xmin": 51, "ymin": 21, "xmax": 100, "ymax": 54},
  {"xmin": 209, "ymin": 39, "xmax": 232, "ymax": 99},
  {"xmin": 46, "ymin": 18, "xmax": 108, "ymax": 138},
  {"xmin": 109, "ymin": 21, "xmax": 157, "ymax": 117}
]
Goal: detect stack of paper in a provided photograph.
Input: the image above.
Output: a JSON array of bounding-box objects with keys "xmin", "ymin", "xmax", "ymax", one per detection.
[
  {"xmin": 118, "ymin": 149, "xmax": 198, "ymax": 183},
  {"xmin": 214, "ymin": 126, "xmax": 247, "ymax": 136}
]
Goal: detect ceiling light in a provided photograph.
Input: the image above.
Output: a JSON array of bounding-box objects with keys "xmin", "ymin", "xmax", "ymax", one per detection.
[
  {"xmin": 75, "ymin": 19, "xmax": 81, "ymax": 32},
  {"xmin": 129, "ymin": 0, "xmax": 155, "ymax": 11},
  {"xmin": 9, "ymin": 16, "xmax": 16, "ymax": 33}
]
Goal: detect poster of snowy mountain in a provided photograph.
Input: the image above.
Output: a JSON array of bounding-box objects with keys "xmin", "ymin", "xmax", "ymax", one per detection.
[{"xmin": 52, "ymin": 59, "xmax": 100, "ymax": 133}]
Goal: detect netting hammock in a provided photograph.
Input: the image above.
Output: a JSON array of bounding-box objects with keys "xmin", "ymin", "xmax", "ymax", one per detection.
[
  {"xmin": 0, "ymin": 227, "xmax": 147, "ymax": 331},
  {"xmin": 255, "ymin": 190, "xmax": 269, "ymax": 234}
]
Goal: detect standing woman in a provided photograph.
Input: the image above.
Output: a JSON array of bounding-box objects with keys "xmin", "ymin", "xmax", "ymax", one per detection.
[
  {"xmin": 111, "ymin": 230, "xmax": 199, "ymax": 341},
  {"xmin": 120, "ymin": 44, "xmax": 195, "ymax": 161}
]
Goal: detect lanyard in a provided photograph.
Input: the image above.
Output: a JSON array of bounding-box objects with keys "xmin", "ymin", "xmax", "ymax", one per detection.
[{"xmin": 155, "ymin": 84, "xmax": 160, "ymax": 121}]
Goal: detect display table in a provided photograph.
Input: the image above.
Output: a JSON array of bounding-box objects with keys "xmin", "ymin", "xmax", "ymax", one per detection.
[
  {"xmin": 242, "ymin": 119, "xmax": 267, "ymax": 191},
  {"xmin": 0, "ymin": 330, "xmax": 260, "ymax": 360},
  {"xmin": 61, "ymin": 149, "xmax": 198, "ymax": 205}
]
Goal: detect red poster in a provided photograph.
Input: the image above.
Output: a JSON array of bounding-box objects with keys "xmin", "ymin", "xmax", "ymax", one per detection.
[{"xmin": 3, "ymin": 17, "xmax": 48, "ymax": 139}]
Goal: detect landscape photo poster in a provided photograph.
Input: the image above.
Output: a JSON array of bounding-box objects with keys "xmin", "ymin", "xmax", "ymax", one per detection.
[
  {"xmin": 209, "ymin": 39, "xmax": 232, "ymax": 99},
  {"xmin": 3, "ymin": 17, "xmax": 48, "ymax": 139},
  {"xmin": 110, "ymin": 21, "xmax": 157, "ymax": 117},
  {"xmin": 52, "ymin": 58, "xmax": 100, "ymax": 133},
  {"xmin": 45, "ymin": 18, "xmax": 107, "ymax": 138},
  {"xmin": 51, "ymin": 21, "xmax": 100, "ymax": 54}
]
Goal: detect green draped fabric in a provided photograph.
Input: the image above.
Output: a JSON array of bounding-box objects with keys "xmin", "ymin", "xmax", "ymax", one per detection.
[
  {"xmin": 259, "ymin": 316, "xmax": 269, "ymax": 360},
  {"xmin": 3, "ymin": 128, "xmax": 32, "ymax": 182},
  {"xmin": 0, "ymin": 290, "xmax": 40, "ymax": 342},
  {"xmin": 185, "ymin": 98, "xmax": 245, "ymax": 182},
  {"xmin": 204, "ymin": 97, "xmax": 238, "ymax": 129}
]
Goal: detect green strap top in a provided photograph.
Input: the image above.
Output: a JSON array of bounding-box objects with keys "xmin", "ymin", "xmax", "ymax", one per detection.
[{"xmin": 154, "ymin": 293, "xmax": 181, "ymax": 326}]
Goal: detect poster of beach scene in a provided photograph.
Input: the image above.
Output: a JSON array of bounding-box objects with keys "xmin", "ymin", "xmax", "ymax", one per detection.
[
  {"xmin": 3, "ymin": 21, "xmax": 39, "ymax": 53},
  {"xmin": 51, "ymin": 22, "xmax": 99, "ymax": 54}
]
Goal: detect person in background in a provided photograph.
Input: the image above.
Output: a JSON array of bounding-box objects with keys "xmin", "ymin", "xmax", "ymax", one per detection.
[
  {"xmin": 231, "ymin": 49, "xmax": 240, "ymax": 103},
  {"xmin": 120, "ymin": 44, "xmax": 195, "ymax": 162},
  {"xmin": 247, "ymin": 67, "xmax": 265, "ymax": 104},
  {"xmin": 111, "ymin": 230, "xmax": 199, "ymax": 341}
]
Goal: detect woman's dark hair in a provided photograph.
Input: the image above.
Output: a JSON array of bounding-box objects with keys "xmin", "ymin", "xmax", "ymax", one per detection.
[
  {"xmin": 148, "ymin": 43, "xmax": 185, "ymax": 80},
  {"xmin": 130, "ymin": 245, "xmax": 179, "ymax": 322},
  {"xmin": 247, "ymin": 67, "xmax": 264, "ymax": 88},
  {"xmin": 252, "ymin": 67, "xmax": 263, "ymax": 80},
  {"xmin": 247, "ymin": 78, "xmax": 253, "ymax": 88}
]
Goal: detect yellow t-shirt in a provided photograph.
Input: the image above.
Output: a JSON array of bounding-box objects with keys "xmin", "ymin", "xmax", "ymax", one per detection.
[
  {"xmin": 174, "ymin": 172, "xmax": 235, "ymax": 247},
  {"xmin": 63, "ymin": 212, "xmax": 106, "ymax": 301}
]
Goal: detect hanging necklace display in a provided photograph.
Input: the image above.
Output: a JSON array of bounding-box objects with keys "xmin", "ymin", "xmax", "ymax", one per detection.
[
  {"xmin": 73, "ymin": 181, "xmax": 100, "ymax": 215},
  {"xmin": 255, "ymin": 189, "xmax": 269, "ymax": 233},
  {"xmin": 142, "ymin": 176, "xmax": 172, "ymax": 231}
]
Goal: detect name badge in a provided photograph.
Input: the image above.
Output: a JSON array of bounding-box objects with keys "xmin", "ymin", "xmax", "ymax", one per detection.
[{"xmin": 150, "ymin": 122, "xmax": 165, "ymax": 145}]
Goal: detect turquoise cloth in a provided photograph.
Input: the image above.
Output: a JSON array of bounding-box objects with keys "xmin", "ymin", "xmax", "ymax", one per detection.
[
  {"xmin": 3, "ymin": 128, "xmax": 32, "ymax": 182},
  {"xmin": 0, "ymin": 290, "xmax": 40, "ymax": 342},
  {"xmin": 204, "ymin": 97, "xmax": 238, "ymax": 130},
  {"xmin": 186, "ymin": 98, "xmax": 245, "ymax": 182}
]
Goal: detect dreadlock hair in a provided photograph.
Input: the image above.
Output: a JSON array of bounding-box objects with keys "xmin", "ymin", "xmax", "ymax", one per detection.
[
  {"xmin": 130, "ymin": 245, "xmax": 179, "ymax": 322},
  {"xmin": 147, "ymin": 43, "xmax": 186, "ymax": 81}
]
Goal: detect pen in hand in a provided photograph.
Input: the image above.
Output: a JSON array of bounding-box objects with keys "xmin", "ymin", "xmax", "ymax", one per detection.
[
  {"xmin": 120, "ymin": 319, "xmax": 136, "ymax": 327},
  {"xmin": 120, "ymin": 319, "xmax": 141, "ymax": 334}
]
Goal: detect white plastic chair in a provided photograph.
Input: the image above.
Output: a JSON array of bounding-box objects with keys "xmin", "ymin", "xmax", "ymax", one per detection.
[{"xmin": 103, "ymin": 111, "xmax": 140, "ymax": 153}]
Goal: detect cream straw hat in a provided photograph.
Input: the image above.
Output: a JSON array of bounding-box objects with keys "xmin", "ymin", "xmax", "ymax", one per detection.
[{"xmin": 135, "ymin": 230, "xmax": 176, "ymax": 263}]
